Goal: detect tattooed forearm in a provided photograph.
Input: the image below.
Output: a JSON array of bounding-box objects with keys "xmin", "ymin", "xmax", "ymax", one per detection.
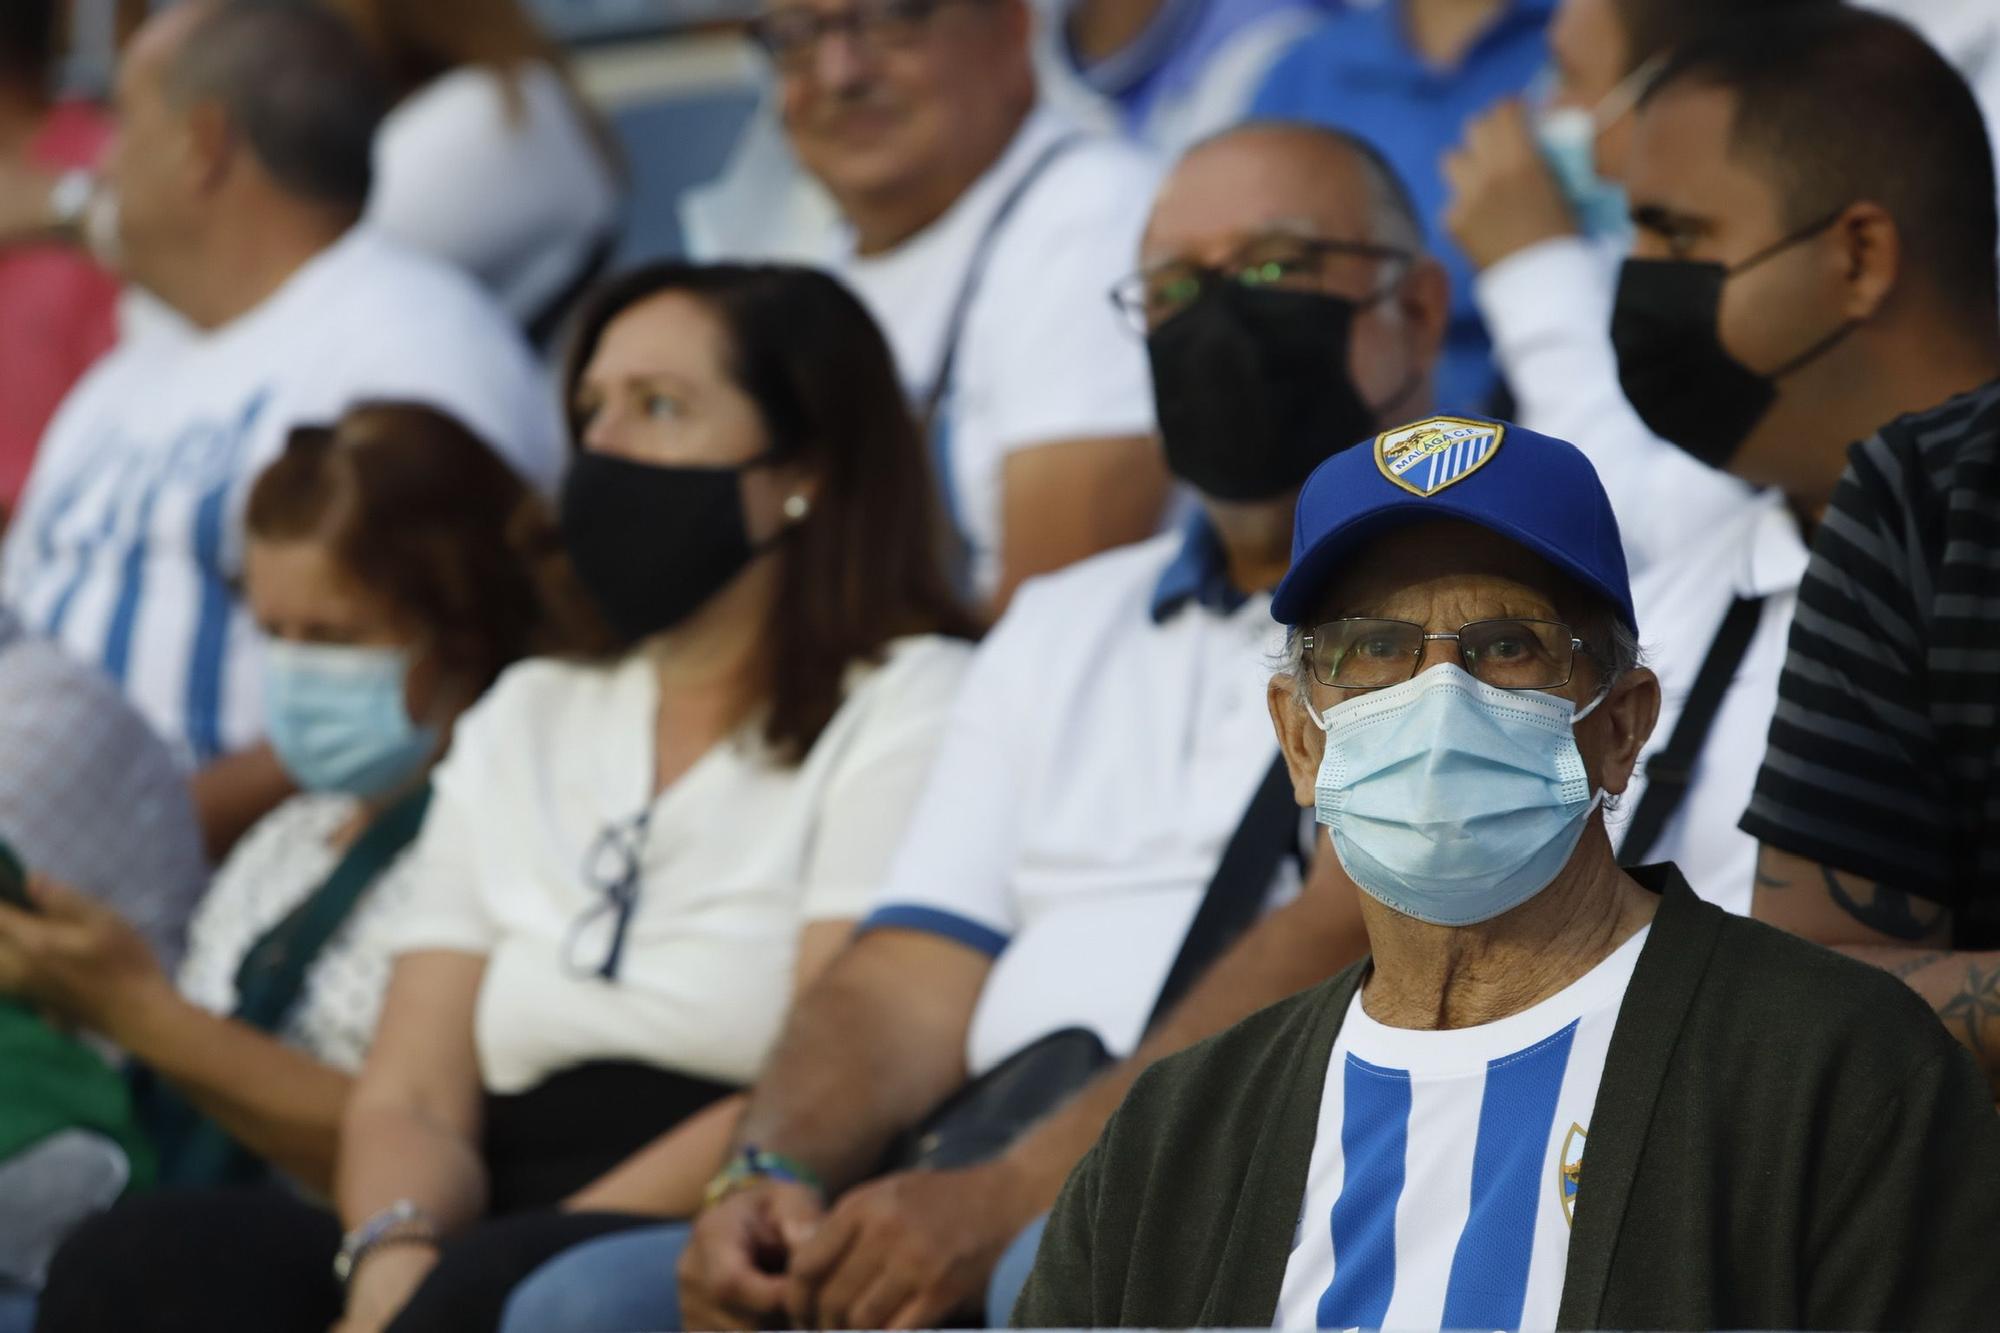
[
  {"xmin": 1891, "ymin": 951, "xmax": 1947, "ymax": 979},
  {"xmin": 1820, "ymin": 866, "xmax": 1952, "ymax": 943},
  {"xmin": 1937, "ymin": 964, "xmax": 2000, "ymax": 1064}
]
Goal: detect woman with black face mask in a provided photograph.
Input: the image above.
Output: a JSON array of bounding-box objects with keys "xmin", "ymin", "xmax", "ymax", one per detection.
[{"xmin": 35, "ymin": 264, "xmax": 978, "ymax": 1333}]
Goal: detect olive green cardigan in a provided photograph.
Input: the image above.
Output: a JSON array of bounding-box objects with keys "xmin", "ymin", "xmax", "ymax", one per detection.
[{"xmin": 1015, "ymin": 867, "xmax": 2000, "ymax": 1330}]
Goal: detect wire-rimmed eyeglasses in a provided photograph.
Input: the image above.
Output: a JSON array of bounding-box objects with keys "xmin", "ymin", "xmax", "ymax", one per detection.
[
  {"xmin": 1301, "ymin": 618, "xmax": 1588, "ymax": 692},
  {"xmin": 1109, "ymin": 232, "xmax": 1412, "ymax": 333}
]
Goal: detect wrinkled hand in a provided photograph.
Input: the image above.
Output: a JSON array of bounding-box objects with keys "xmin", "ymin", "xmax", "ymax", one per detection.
[
  {"xmin": 786, "ymin": 1161, "xmax": 1040, "ymax": 1331},
  {"xmin": 1442, "ymin": 100, "xmax": 1577, "ymax": 272},
  {"xmin": 330, "ymin": 1243, "xmax": 438, "ymax": 1333},
  {"xmin": 679, "ymin": 1179, "xmax": 825, "ymax": 1331},
  {"xmin": 0, "ymin": 875, "xmax": 171, "ymax": 1038}
]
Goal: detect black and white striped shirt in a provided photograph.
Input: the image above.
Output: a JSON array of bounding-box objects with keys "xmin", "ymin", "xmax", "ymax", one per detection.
[{"xmin": 1741, "ymin": 379, "xmax": 2000, "ymax": 948}]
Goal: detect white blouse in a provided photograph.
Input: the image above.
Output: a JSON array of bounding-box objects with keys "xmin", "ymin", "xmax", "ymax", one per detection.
[
  {"xmin": 387, "ymin": 635, "xmax": 971, "ymax": 1094},
  {"xmin": 367, "ymin": 61, "xmax": 621, "ymax": 329},
  {"xmin": 176, "ymin": 794, "xmax": 424, "ymax": 1073}
]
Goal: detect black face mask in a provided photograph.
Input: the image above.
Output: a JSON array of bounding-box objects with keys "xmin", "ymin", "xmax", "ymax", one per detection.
[
  {"xmin": 559, "ymin": 451, "xmax": 773, "ymax": 644},
  {"xmin": 1611, "ymin": 211, "xmax": 1853, "ymax": 469},
  {"xmin": 1148, "ymin": 283, "xmax": 1402, "ymax": 502}
]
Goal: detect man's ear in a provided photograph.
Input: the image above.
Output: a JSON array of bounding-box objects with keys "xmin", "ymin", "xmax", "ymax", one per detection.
[
  {"xmin": 1589, "ymin": 666, "xmax": 1661, "ymax": 796},
  {"xmin": 1829, "ymin": 200, "xmax": 1900, "ymax": 325},
  {"xmin": 1397, "ymin": 256, "xmax": 1452, "ymax": 373},
  {"xmin": 184, "ymin": 99, "xmax": 236, "ymax": 196},
  {"xmin": 1267, "ymin": 673, "xmax": 1325, "ymax": 808}
]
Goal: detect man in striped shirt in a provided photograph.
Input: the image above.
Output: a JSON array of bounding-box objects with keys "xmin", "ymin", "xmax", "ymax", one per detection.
[{"xmin": 1613, "ymin": 8, "xmax": 2000, "ymax": 1092}]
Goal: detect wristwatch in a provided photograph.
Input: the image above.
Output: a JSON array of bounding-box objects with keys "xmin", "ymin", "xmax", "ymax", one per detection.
[
  {"xmin": 333, "ymin": 1199, "xmax": 439, "ymax": 1285},
  {"xmin": 702, "ymin": 1145, "xmax": 825, "ymax": 1208}
]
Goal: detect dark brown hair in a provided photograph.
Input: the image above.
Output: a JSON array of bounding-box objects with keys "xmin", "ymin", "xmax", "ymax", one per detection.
[
  {"xmin": 564, "ymin": 262, "xmax": 980, "ymax": 761},
  {"xmin": 247, "ymin": 402, "xmax": 612, "ymax": 695}
]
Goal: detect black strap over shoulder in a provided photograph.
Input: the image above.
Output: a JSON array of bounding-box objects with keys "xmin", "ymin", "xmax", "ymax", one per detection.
[
  {"xmin": 1619, "ymin": 596, "xmax": 1766, "ymax": 867},
  {"xmin": 1147, "ymin": 753, "xmax": 1302, "ymax": 1031}
]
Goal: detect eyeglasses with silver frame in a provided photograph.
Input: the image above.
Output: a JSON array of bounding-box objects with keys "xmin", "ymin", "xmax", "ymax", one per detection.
[{"xmin": 1302, "ymin": 618, "xmax": 1588, "ymax": 693}]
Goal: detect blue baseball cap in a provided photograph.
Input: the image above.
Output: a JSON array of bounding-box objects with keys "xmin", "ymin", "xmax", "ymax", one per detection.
[{"xmin": 1269, "ymin": 415, "xmax": 1638, "ymax": 634}]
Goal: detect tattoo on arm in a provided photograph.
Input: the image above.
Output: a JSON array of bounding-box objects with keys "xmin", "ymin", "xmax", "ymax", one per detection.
[
  {"xmin": 1937, "ymin": 964, "xmax": 2000, "ymax": 1063},
  {"xmin": 1754, "ymin": 846, "xmax": 1791, "ymax": 891},
  {"xmin": 1889, "ymin": 951, "xmax": 1946, "ymax": 979},
  {"xmin": 1820, "ymin": 867, "xmax": 1951, "ymax": 943}
]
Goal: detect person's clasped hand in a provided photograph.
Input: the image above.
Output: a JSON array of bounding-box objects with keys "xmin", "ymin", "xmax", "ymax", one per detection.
[
  {"xmin": 679, "ymin": 1177, "xmax": 827, "ymax": 1331},
  {"xmin": 1442, "ymin": 100, "xmax": 1579, "ymax": 272},
  {"xmin": 784, "ymin": 1160, "xmax": 1042, "ymax": 1331},
  {"xmin": 0, "ymin": 875, "xmax": 172, "ymax": 1037}
]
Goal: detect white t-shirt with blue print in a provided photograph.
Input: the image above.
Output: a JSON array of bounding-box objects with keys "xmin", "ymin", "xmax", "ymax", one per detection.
[{"xmin": 1275, "ymin": 926, "xmax": 1648, "ymax": 1332}]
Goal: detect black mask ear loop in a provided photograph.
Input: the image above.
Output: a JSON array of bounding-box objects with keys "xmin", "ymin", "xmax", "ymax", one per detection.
[{"xmin": 1727, "ymin": 207, "xmax": 1860, "ymax": 381}]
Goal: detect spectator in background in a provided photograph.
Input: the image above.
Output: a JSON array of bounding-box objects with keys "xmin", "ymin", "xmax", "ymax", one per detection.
[
  {"xmin": 1051, "ymin": 0, "xmax": 1331, "ymax": 152},
  {"xmin": 326, "ymin": 0, "xmax": 624, "ymax": 342},
  {"xmin": 499, "ymin": 121, "xmax": 1443, "ymax": 1333},
  {"xmin": 1606, "ymin": 11, "xmax": 2000, "ymax": 1089},
  {"xmin": 1252, "ymin": 0, "xmax": 1552, "ymax": 412},
  {"xmin": 39, "ymin": 262, "xmax": 976, "ymax": 1333},
  {"xmin": 0, "ymin": 0, "xmax": 119, "ymax": 526},
  {"xmin": 741, "ymin": 0, "xmax": 1166, "ymax": 612},
  {"xmin": 1440, "ymin": 0, "xmax": 1834, "ymax": 910},
  {"xmin": 0, "ymin": 0, "xmax": 565, "ymax": 862},
  {"xmin": 2, "ymin": 402, "xmax": 580, "ymax": 1327}
]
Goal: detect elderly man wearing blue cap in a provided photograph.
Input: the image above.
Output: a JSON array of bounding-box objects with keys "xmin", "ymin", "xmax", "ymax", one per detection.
[{"xmin": 1013, "ymin": 415, "xmax": 2000, "ymax": 1332}]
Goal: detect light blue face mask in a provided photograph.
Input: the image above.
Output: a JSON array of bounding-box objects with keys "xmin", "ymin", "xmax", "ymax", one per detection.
[
  {"xmin": 1309, "ymin": 664, "xmax": 1607, "ymax": 926},
  {"xmin": 1535, "ymin": 104, "xmax": 1632, "ymax": 244},
  {"xmin": 1531, "ymin": 56, "xmax": 1664, "ymax": 247},
  {"xmin": 264, "ymin": 640, "xmax": 438, "ymax": 798}
]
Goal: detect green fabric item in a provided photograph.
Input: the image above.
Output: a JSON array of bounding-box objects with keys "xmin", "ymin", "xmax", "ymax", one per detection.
[
  {"xmin": 1015, "ymin": 866, "xmax": 2000, "ymax": 1331},
  {"xmin": 0, "ymin": 998, "xmax": 154, "ymax": 1189}
]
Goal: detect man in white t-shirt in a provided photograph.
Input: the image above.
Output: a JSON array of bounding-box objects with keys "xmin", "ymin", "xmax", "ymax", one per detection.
[
  {"xmin": 1439, "ymin": 0, "xmax": 1832, "ymax": 911},
  {"xmin": 0, "ymin": 0, "xmax": 564, "ymax": 855},
  {"xmin": 741, "ymin": 0, "xmax": 1166, "ymax": 611},
  {"xmin": 496, "ymin": 121, "xmax": 1450, "ymax": 1333}
]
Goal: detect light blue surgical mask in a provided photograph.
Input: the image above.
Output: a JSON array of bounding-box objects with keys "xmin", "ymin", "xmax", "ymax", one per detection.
[
  {"xmin": 1309, "ymin": 664, "xmax": 1607, "ymax": 926},
  {"xmin": 264, "ymin": 640, "xmax": 438, "ymax": 798},
  {"xmin": 1530, "ymin": 55, "xmax": 1663, "ymax": 247},
  {"xmin": 1535, "ymin": 104, "xmax": 1631, "ymax": 244}
]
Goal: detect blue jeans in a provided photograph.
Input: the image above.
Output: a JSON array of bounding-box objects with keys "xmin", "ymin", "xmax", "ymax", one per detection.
[
  {"xmin": 0, "ymin": 1284, "xmax": 36, "ymax": 1333},
  {"xmin": 499, "ymin": 1214, "xmax": 1050, "ymax": 1332}
]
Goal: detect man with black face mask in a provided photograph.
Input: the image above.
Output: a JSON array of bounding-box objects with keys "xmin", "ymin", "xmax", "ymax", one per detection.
[
  {"xmin": 1615, "ymin": 6, "xmax": 2000, "ymax": 1093},
  {"xmin": 504, "ymin": 122, "xmax": 1449, "ymax": 1333}
]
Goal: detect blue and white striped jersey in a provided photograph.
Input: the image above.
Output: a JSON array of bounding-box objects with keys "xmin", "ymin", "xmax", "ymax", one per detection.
[
  {"xmin": 1, "ymin": 231, "xmax": 564, "ymax": 767},
  {"xmin": 1274, "ymin": 927, "xmax": 1647, "ymax": 1331}
]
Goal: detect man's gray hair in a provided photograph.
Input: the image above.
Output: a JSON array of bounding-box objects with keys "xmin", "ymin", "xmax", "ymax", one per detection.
[{"xmin": 166, "ymin": 0, "xmax": 390, "ymax": 213}]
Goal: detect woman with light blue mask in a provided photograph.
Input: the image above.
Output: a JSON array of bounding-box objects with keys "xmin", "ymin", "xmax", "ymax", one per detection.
[{"xmin": 5, "ymin": 402, "xmax": 592, "ymax": 1324}]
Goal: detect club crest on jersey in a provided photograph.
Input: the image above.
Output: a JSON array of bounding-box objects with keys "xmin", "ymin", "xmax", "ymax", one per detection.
[
  {"xmin": 1376, "ymin": 416, "xmax": 1505, "ymax": 497},
  {"xmin": 1558, "ymin": 1122, "xmax": 1586, "ymax": 1226}
]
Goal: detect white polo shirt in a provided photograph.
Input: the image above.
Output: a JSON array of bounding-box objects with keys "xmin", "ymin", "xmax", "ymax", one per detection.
[
  {"xmin": 863, "ymin": 522, "xmax": 1301, "ymax": 1077},
  {"xmin": 836, "ymin": 108, "xmax": 1162, "ymax": 599},
  {"xmin": 1477, "ymin": 237, "xmax": 1808, "ymax": 913},
  {"xmin": 386, "ymin": 635, "xmax": 970, "ymax": 1095},
  {"xmin": 1, "ymin": 229, "xmax": 565, "ymax": 766}
]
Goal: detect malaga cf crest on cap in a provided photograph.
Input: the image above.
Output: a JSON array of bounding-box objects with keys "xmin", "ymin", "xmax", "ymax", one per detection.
[{"xmin": 1376, "ymin": 416, "xmax": 1505, "ymax": 497}]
